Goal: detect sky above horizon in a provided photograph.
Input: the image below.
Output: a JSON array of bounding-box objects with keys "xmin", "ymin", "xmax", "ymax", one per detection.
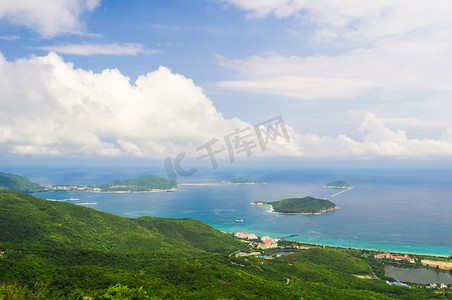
[{"xmin": 1, "ymin": 0, "xmax": 452, "ymax": 170}]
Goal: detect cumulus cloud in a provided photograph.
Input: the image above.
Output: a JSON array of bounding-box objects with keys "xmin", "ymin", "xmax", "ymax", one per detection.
[
  {"xmin": 289, "ymin": 113, "xmax": 452, "ymax": 157},
  {"xmin": 1, "ymin": 53, "xmax": 451, "ymax": 159},
  {"xmin": 0, "ymin": 52, "xmax": 251, "ymax": 157},
  {"xmin": 0, "ymin": 0, "xmax": 101, "ymax": 37},
  {"xmin": 38, "ymin": 43, "xmax": 150, "ymax": 56}
]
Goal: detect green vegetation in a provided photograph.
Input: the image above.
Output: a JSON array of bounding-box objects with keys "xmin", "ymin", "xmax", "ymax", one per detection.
[
  {"xmin": 0, "ymin": 190, "xmax": 239, "ymax": 255},
  {"xmin": 98, "ymin": 174, "xmax": 177, "ymax": 191},
  {"xmin": 254, "ymin": 196, "xmax": 339, "ymax": 214},
  {"xmin": 223, "ymin": 177, "xmax": 266, "ymax": 184},
  {"xmin": 325, "ymin": 181, "xmax": 352, "ymax": 188},
  {"xmin": 0, "ymin": 190, "xmax": 448, "ymax": 299},
  {"xmin": 0, "ymin": 172, "xmax": 43, "ymax": 193}
]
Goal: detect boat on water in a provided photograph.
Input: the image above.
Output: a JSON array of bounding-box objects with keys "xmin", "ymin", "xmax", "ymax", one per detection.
[{"xmin": 235, "ymin": 219, "xmax": 244, "ymax": 223}]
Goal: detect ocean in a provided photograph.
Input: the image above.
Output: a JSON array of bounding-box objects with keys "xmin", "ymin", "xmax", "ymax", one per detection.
[{"xmin": 31, "ymin": 167, "xmax": 452, "ymax": 256}]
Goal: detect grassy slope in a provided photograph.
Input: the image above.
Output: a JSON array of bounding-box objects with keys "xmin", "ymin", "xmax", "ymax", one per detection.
[
  {"xmin": 259, "ymin": 196, "xmax": 337, "ymax": 214},
  {"xmin": 0, "ymin": 172, "xmax": 43, "ymax": 193},
  {"xmin": 0, "ymin": 190, "xmax": 446, "ymax": 299},
  {"xmin": 0, "ymin": 190, "xmax": 243, "ymax": 255}
]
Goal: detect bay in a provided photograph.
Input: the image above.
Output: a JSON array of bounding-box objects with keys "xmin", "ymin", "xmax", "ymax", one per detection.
[{"xmin": 33, "ymin": 168, "xmax": 452, "ymax": 256}]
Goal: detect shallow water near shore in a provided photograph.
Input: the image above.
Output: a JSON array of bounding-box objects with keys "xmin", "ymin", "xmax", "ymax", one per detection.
[{"xmin": 33, "ymin": 168, "xmax": 452, "ymax": 256}]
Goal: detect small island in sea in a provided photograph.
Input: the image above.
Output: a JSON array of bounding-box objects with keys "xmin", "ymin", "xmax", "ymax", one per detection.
[
  {"xmin": 97, "ymin": 175, "xmax": 177, "ymax": 192},
  {"xmin": 222, "ymin": 177, "xmax": 266, "ymax": 184},
  {"xmin": 324, "ymin": 181, "xmax": 351, "ymax": 188},
  {"xmin": 252, "ymin": 196, "xmax": 339, "ymax": 215}
]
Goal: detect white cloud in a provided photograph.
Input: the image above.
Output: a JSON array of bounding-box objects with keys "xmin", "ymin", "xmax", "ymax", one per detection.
[
  {"xmin": 222, "ymin": 0, "xmax": 306, "ymax": 18},
  {"xmin": 1, "ymin": 53, "xmax": 451, "ymax": 159},
  {"xmin": 0, "ymin": 0, "xmax": 101, "ymax": 37},
  {"xmin": 290, "ymin": 113, "xmax": 452, "ymax": 157},
  {"xmin": 219, "ymin": 72, "xmax": 374, "ymax": 100},
  {"xmin": 379, "ymin": 117, "xmax": 449, "ymax": 129},
  {"xmin": 0, "ymin": 35, "xmax": 20, "ymax": 40},
  {"xmin": 218, "ymin": 33, "xmax": 452, "ymax": 99},
  {"xmin": 219, "ymin": 1, "xmax": 452, "ymax": 111},
  {"xmin": 219, "ymin": 1, "xmax": 452, "ymax": 154},
  {"xmin": 38, "ymin": 43, "xmax": 149, "ymax": 56},
  {"xmin": 0, "ymin": 52, "xmax": 250, "ymax": 157},
  {"xmin": 224, "ymin": 0, "xmax": 452, "ymax": 39}
]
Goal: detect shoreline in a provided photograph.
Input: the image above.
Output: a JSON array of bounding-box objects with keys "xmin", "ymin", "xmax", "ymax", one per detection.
[
  {"xmin": 37, "ymin": 188, "xmax": 176, "ymax": 194},
  {"xmin": 224, "ymin": 226, "xmax": 451, "ymax": 258}
]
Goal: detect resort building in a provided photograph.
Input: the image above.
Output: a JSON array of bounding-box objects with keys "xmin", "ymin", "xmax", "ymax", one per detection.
[
  {"xmin": 374, "ymin": 253, "xmax": 415, "ymax": 263},
  {"xmin": 235, "ymin": 252, "xmax": 261, "ymax": 257},
  {"xmin": 235, "ymin": 231, "xmax": 258, "ymax": 240}
]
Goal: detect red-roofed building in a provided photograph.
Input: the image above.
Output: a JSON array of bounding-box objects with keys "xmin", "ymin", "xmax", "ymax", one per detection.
[{"xmin": 374, "ymin": 253, "xmax": 415, "ymax": 263}]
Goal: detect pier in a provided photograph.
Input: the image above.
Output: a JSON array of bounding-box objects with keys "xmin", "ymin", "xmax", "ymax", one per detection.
[
  {"xmin": 279, "ymin": 234, "xmax": 299, "ymax": 239},
  {"xmin": 330, "ymin": 186, "xmax": 353, "ymax": 198}
]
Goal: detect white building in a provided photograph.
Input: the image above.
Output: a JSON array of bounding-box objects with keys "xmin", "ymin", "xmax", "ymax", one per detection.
[
  {"xmin": 235, "ymin": 231, "xmax": 258, "ymax": 240},
  {"xmin": 261, "ymin": 236, "xmax": 271, "ymax": 242}
]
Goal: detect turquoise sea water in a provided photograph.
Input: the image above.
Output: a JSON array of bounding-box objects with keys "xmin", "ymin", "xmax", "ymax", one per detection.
[{"xmin": 32, "ymin": 168, "xmax": 452, "ymax": 256}]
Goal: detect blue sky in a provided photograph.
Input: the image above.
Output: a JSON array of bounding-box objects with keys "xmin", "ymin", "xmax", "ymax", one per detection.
[{"xmin": 1, "ymin": 0, "xmax": 452, "ymax": 170}]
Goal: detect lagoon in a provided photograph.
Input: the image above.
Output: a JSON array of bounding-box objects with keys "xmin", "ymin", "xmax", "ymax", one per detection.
[{"xmin": 384, "ymin": 265, "xmax": 452, "ymax": 284}]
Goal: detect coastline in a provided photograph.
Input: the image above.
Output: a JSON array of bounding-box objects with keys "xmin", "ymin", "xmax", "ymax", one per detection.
[
  {"xmin": 223, "ymin": 223, "xmax": 450, "ymax": 258},
  {"xmin": 40, "ymin": 188, "xmax": 176, "ymax": 194}
]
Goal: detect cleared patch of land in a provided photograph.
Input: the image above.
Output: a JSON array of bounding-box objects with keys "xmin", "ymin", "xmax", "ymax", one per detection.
[{"xmin": 421, "ymin": 259, "xmax": 452, "ymax": 270}]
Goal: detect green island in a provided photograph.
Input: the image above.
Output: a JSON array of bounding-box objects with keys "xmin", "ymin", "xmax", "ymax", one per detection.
[
  {"xmin": 47, "ymin": 174, "xmax": 176, "ymax": 193},
  {"xmin": 97, "ymin": 174, "xmax": 177, "ymax": 192},
  {"xmin": 222, "ymin": 177, "xmax": 266, "ymax": 184},
  {"xmin": 324, "ymin": 181, "xmax": 352, "ymax": 188},
  {"xmin": 0, "ymin": 172, "xmax": 44, "ymax": 193},
  {"xmin": 252, "ymin": 196, "xmax": 339, "ymax": 214},
  {"xmin": 1, "ymin": 190, "xmax": 450, "ymax": 299}
]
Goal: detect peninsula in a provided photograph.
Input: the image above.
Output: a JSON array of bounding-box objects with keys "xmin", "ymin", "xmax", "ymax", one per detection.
[
  {"xmin": 223, "ymin": 177, "xmax": 266, "ymax": 184},
  {"xmin": 45, "ymin": 174, "xmax": 177, "ymax": 193},
  {"xmin": 0, "ymin": 172, "xmax": 44, "ymax": 193},
  {"xmin": 252, "ymin": 196, "xmax": 339, "ymax": 214}
]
